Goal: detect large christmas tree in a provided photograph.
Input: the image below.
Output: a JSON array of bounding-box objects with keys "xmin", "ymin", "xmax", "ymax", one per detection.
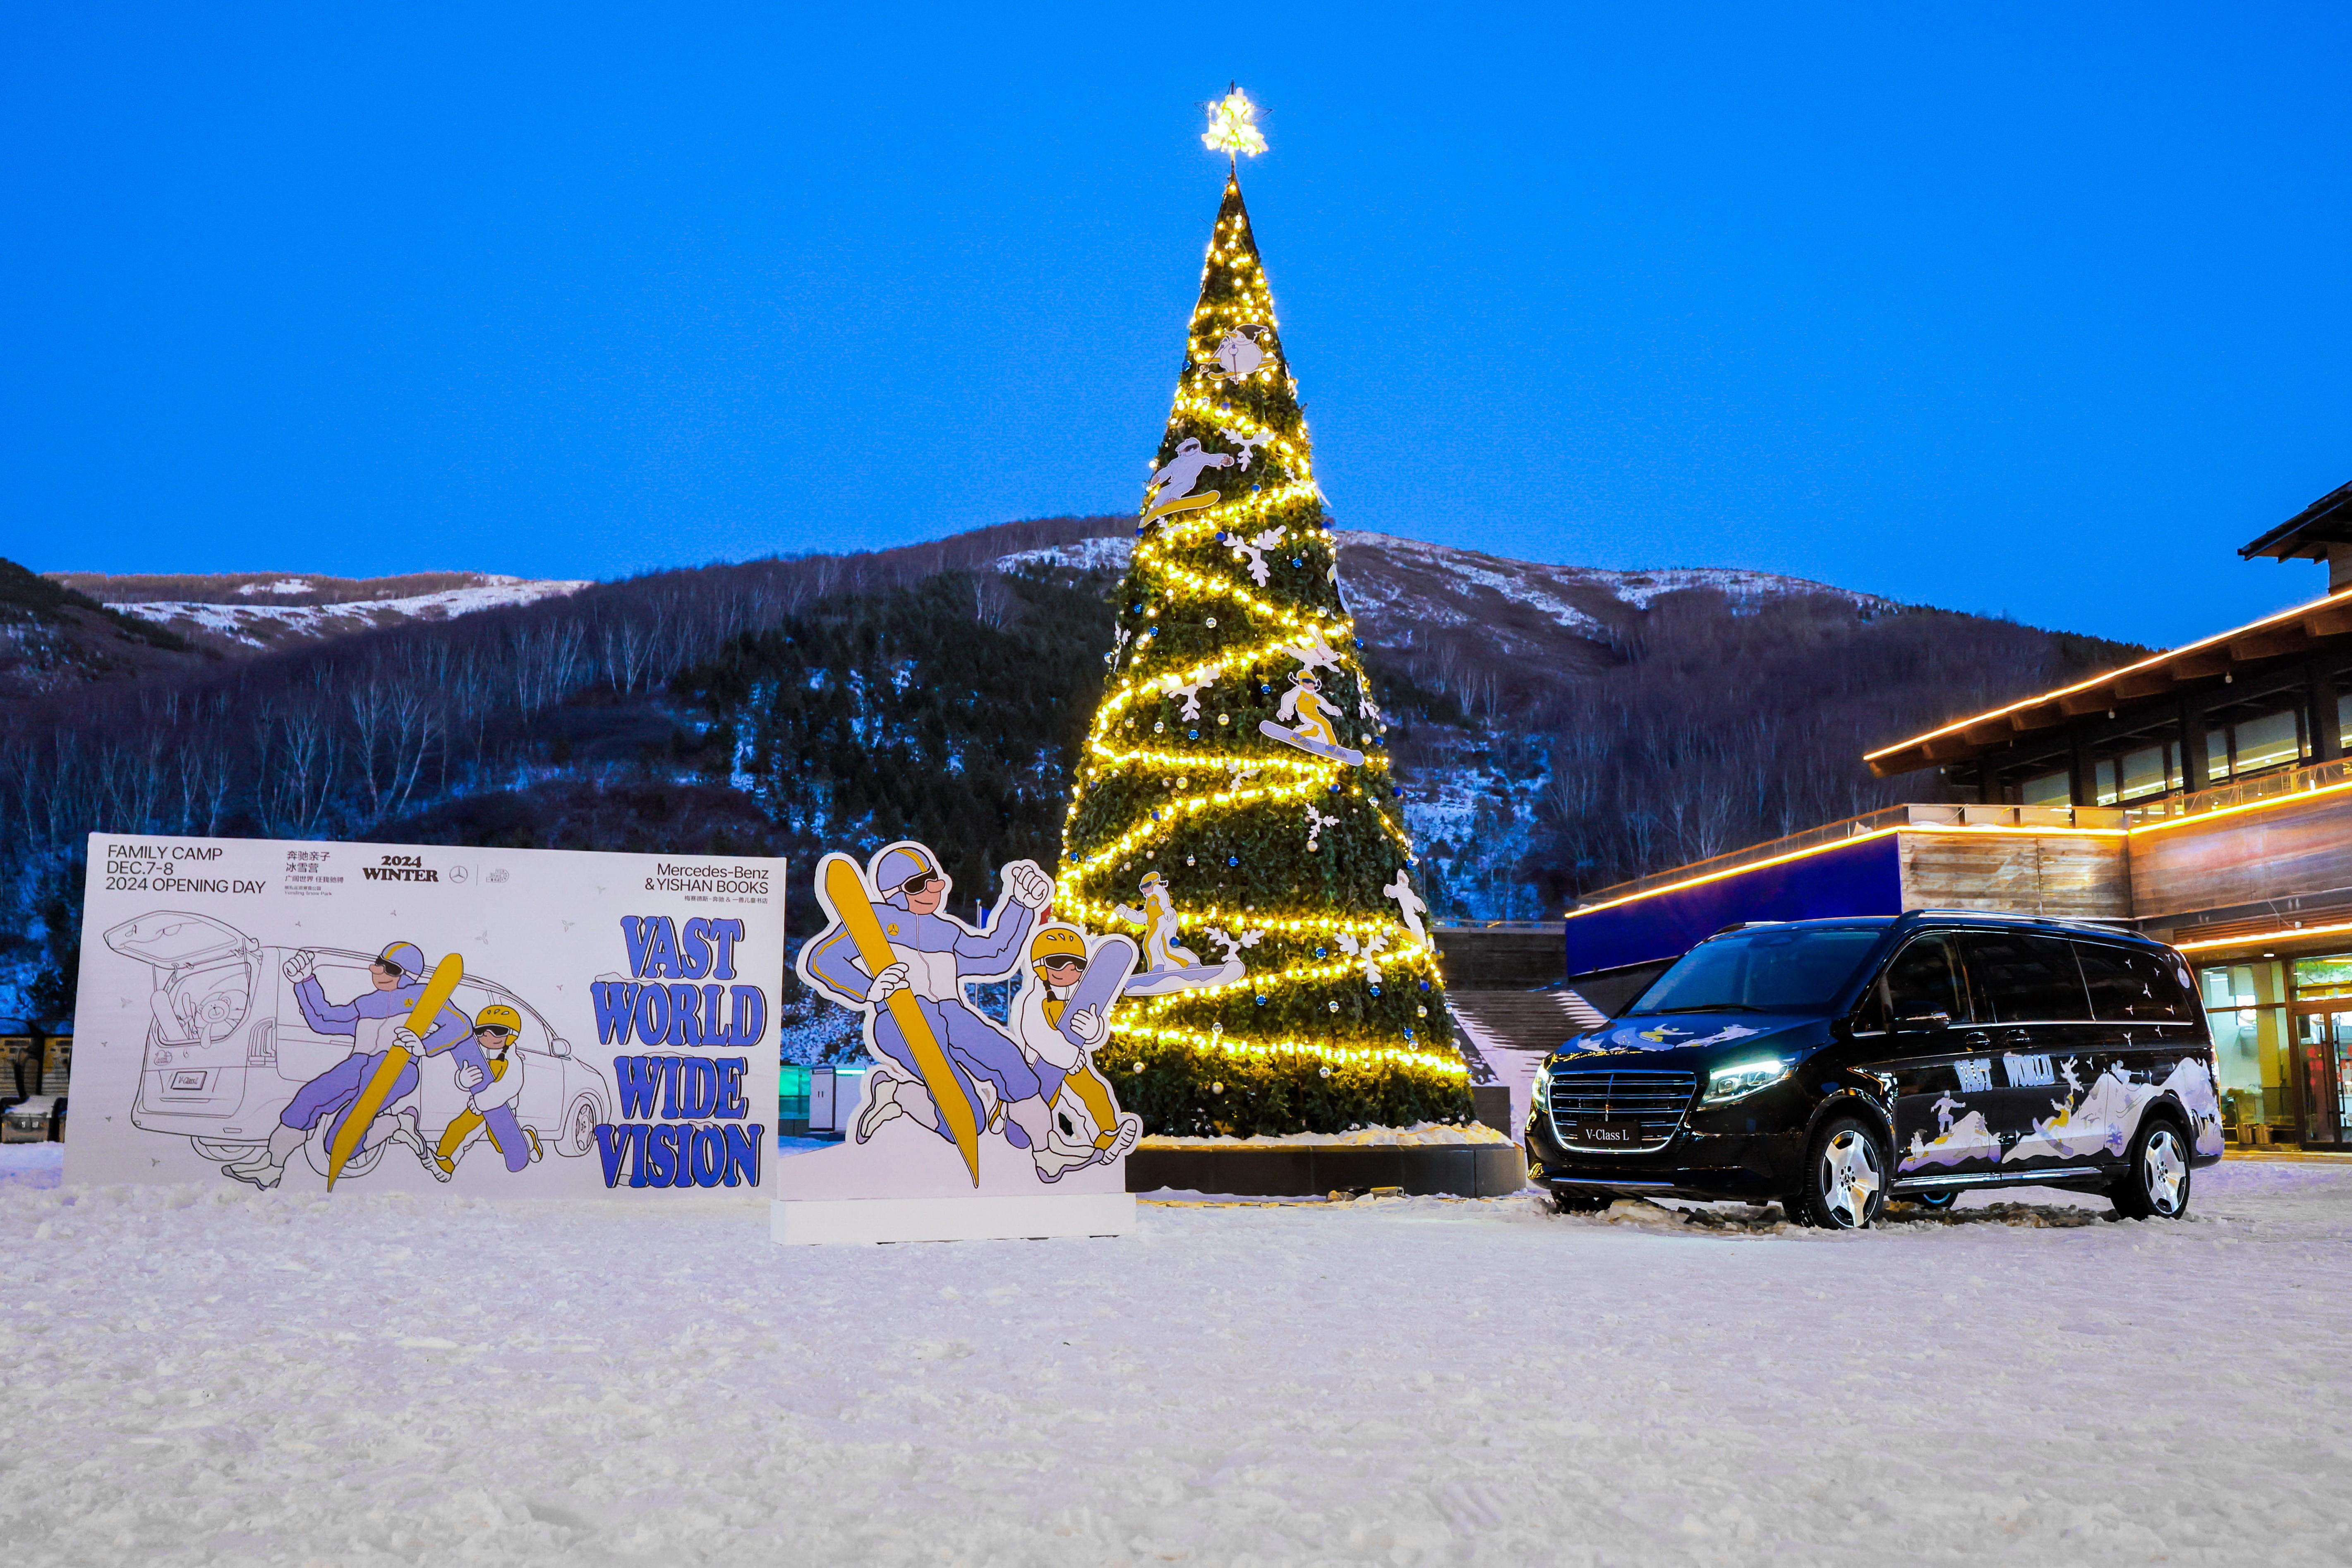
[{"xmin": 1057, "ymin": 91, "xmax": 1470, "ymax": 1136}]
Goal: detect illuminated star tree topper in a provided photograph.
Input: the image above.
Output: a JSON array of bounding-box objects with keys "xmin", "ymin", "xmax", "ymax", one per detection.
[{"xmin": 1202, "ymin": 84, "xmax": 1267, "ymax": 161}]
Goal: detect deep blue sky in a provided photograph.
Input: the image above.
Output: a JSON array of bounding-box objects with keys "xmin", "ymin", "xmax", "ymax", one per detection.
[{"xmin": 5, "ymin": 5, "xmax": 2348, "ymax": 645}]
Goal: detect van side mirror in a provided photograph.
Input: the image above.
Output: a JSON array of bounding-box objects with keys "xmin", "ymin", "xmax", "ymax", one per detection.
[
  {"xmin": 550, "ymin": 1037, "xmax": 571, "ymax": 1059},
  {"xmin": 1894, "ymin": 1010, "xmax": 1950, "ymax": 1035}
]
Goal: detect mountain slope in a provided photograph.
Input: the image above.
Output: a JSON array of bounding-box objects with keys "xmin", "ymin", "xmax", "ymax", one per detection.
[
  {"xmin": 50, "ymin": 569, "xmax": 592, "ymax": 655},
  {"xmin": 0, "ymin": 515, "xmax": 2143, "ymax": 1019}
]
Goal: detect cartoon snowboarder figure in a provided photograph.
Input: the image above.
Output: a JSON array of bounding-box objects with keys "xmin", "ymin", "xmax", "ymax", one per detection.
[
  {"xmin": 1143, "ymin": 437, "xmax": 1235, "ymax": 524},
  {"xmin": 1932, "ymin": 1090, "xmax": 1962, "ymax": 1135},
  {"xmin": 1258, "ymin": 671, "xmax": 1365, "ymax": 765},
  {"xmin": 1006, "ymin": 925, "xmax": 1144, "ymax": 1180},
  {"xmin": 1382, "ymin": 869, "xmax": 1428, "ymax": 945},
  {"xmin": 799, "ymin": 843, "xmax": 1055, "ymax": 1157},
  {"xmin": 223, "ymin": 941, "xmax": 462, "ymax": 1189},
  {"xmin": 433, "ymin": 1003, "xmax": 542, "ymax": 1177},
  {"xmin": 1114, "ymin": 871, "xmax": 1244, "ymax": 996}
]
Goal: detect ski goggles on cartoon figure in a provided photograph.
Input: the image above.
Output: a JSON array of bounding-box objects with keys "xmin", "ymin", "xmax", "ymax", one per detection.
[
  {"xmin": 900, "ymin": 872, "xmax": 945, "ymax": 894},
  {"xmin": 1041, "ymin": 956, "xmax": 1086, "ymax": 977},
  {"xmin": 472, "ymin": 1024, "xmax": 514, "ymax": 1041}
]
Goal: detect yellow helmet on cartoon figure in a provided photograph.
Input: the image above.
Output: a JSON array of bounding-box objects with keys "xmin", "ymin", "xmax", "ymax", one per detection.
[
  {"xmin": 1030, "ymin": 927, "xmax": 1088, "ymax": 981},
  {"xmin": 474, "ymin": 1003, "xmax": 521, "ymax": 1035}
]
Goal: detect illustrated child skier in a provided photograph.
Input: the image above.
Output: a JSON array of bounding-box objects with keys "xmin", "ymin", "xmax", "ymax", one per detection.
[
  {"xmin": 223, "ymin": 941, "xmax": 464, "ymax": 1189},
  {"xmin": 434, "ymin": 1003, "xmax": 542, "ymax": 1177},
  {"xmin": 1007, "ymin": 926, "xmax": 1143, "ymax": 1180},
  {"xmin": 799, "ymin": 842, "xmax": 1054, "ymax": 1148}
]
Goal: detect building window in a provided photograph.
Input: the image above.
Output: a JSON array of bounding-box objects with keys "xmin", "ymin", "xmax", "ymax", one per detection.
[
  {"xmin": 2207, "ymin": 706, "xmax": 2308, "ymax": 782},
  {"xmin": 2093, "ymin": 740, "xmax": 2182, "ymax": 806},
  {"xmin": 2201, "ymin": 962, "xmax": 2294, "ymax": 1140},
  {"xmin": 2019, "ymin": 768, "xmax": 2070, "ymax": 806}
]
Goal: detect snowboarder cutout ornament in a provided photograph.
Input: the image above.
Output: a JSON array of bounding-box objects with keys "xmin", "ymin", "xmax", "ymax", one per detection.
[
  {"xmin": 1142, "ymin": 437, "xmax": 1232, "ymax": 526},
  {"xmin": 1113, "ymin": 871, "xmax": 1246, "ymax": 996},
  {"xmin": 1259, "ymin": 671, "xmax": 1364, "ymax": 766},
  {"xmin": 774, "ymin": 839, "xmax": 1144, "ymax": 1245}
]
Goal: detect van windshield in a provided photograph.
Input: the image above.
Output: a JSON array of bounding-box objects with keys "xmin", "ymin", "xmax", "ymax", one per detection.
[{"xmin": 1627, "ymin": 927, "xmax": 1883, "ymax": 1015}]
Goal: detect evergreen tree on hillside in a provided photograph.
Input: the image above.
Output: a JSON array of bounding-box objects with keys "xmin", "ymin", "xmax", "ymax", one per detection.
[{"xmin": 1059, "ymin": 104, "xmax": 1469, "ymax": 1135}]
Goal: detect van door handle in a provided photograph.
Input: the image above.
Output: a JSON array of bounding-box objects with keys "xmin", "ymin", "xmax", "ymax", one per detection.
[
  {"xmin": 1998, "ymin": 1031, "xmax": 2032, "ymax": 1048},
  {"xmin": 1957, "ymin": 1031, "xmax": 1991, "ymax": 1050}
]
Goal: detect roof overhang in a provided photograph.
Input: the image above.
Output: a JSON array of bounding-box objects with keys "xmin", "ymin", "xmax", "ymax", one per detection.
[
  {"xmin": 1865, "ymin": 583, "xmax": 2352, "ymax": 778},
  {"xmin": 2240, "ymin": 479, "xmax": 2352, "ymax": 563}
]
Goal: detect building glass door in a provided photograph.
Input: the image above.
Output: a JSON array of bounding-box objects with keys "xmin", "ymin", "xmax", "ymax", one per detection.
[
  {"xmin": 2289, "ymin": 955, "xmax": 2352, "ymax": 1149},
  {"xmin": 2200, "ymin": 961, "xmax": 2297, "ymax": 1145}
]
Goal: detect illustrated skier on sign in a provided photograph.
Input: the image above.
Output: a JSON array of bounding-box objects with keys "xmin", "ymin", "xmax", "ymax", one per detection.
[
  {"xmin": 1006, "ymin": 925, "xmax": 1145, "ymax": 1180},
  {"xmin": 222, "ymin": 940, "xmax": 462, "ymax": 1189},
  {"xmin": 434, "ymin": 1003, "xmax": 542, "ymax": 1177},
  {"xmin": 799, "ymin": 842, "xmax": 1055, "ymax": 1151}
]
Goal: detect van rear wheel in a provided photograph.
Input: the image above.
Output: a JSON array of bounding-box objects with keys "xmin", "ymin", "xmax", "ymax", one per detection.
[
  {"xmin": 1792, "ymin": 1115, "xmax": 1888, "ymax": 1230},
  {"xmin": 2110, "ymin": 1118, "xmax": 2192, "ymax": 1220}
]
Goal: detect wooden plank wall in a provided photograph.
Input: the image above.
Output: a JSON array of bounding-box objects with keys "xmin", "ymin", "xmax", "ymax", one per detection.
[
  {"xmin": 2130, "ymin": 793, "xmax": 2352, "ymax": 921},
  {"xmin": 1899, "ymin": 831, "xmax": 2131, "ymax": 919}
]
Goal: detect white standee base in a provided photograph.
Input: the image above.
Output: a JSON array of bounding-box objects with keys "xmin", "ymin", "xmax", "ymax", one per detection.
[{"xmin": 770, "ymin": 1191, "xmax": 1136, "ymax": 1247}]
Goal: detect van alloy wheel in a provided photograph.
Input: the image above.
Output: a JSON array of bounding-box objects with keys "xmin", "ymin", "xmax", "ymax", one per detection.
[
  {"xmin": 1793, "ymin": 1115, "xmax": 1887, "ymax": 1230},
  {"xmin": 1822, "ymin": 1130, "xmax": 1882, "ymax": 1227}
]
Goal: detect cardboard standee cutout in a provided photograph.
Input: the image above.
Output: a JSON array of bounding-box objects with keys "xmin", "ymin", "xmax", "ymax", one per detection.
[{"xmin": 778, "ymin": 840, "xmax": 1141, "ymax": 1244}]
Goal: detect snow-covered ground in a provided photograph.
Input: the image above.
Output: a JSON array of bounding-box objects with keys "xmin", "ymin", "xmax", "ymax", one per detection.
[
  {"xmin": 9, "ymin": 1149, "xmax": 2350, "ymax": 1565},
  {"xmin": 117, "ymin": 577, "xmax": 592, "ymax": 648}
]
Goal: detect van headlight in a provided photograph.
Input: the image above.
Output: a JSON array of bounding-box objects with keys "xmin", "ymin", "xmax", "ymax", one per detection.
[
  {"xmin": 1702, "ymin": 1059, "xmax": 1789, "ymax": 1105},
  {"xmin": 1534, "ymin": 1058, "xmax": 1554, "ymax": 1105}
]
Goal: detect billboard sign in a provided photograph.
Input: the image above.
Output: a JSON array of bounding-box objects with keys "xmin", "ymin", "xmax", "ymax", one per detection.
[{"xmin": 66, "ymin": 834, "xmax": 784, "ymax": 1198}]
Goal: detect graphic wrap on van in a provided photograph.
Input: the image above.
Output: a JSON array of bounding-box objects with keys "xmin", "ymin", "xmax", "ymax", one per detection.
[{"xmin": 1526, "ymin": 912, "xmax": 2225, "ymax": 1226}]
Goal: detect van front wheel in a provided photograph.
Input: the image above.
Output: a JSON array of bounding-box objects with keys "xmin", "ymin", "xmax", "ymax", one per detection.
[{"xmin": 1792, "ymin": 1115, "xmax": 1888, "ymax": 1230}]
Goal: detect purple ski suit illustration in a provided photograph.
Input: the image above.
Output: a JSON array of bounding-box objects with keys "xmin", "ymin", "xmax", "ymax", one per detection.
[{"xmin": 802, "ymin": 844, "xmax": 1054, "ymax": 1146}]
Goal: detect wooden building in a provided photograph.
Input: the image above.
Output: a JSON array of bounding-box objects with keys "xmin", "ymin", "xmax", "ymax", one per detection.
[{"xmin": 1562, "ymin": 478, "xmax": 2352, "ymax": 1152}]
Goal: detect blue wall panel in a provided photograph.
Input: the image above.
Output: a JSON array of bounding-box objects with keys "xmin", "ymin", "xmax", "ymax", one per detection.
[{"xmin": 1563, "ymin": 832, "xmax": 1904, "ymax": 978}]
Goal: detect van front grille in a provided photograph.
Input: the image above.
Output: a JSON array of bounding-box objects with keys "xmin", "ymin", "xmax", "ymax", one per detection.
[{"xmin": 1545, "ymin": 1070, "xmax": 1697, "ymax": 1153}]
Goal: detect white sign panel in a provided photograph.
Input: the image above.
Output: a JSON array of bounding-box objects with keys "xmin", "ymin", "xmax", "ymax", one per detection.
[{"xmin": 66, "ymin": 834, "xmax": 784, "ymax": 1198}]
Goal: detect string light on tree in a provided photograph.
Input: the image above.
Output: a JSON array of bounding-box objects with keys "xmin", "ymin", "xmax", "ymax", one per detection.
[{"xmin": 1060, "ymin": 89, "xmax": 1468, "ymax": 1137}]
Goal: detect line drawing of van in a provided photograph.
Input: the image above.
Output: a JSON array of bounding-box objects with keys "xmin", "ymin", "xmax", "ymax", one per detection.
[{"xmin": 104, "ymin": 911, "xmax": 612, "ymax": 1180}]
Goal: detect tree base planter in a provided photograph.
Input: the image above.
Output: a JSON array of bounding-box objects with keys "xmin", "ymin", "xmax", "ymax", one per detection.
[{"xmin": 1127, "ymin": 1141, "xmax": 1527, "ymax": 1199}]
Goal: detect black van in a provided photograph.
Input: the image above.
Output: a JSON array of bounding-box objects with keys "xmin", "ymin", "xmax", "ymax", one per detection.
[{"xmin": 1526, "ymin": 911, "xmax": 2226, "ymax": 1228}]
